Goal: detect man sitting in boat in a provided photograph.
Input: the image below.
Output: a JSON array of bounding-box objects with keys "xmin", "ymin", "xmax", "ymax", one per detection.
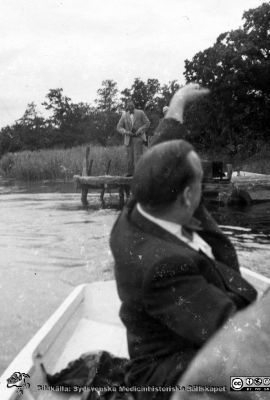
[{"xmin": 110, "ymin": 139, "xmax": 257, "ymax": 399}]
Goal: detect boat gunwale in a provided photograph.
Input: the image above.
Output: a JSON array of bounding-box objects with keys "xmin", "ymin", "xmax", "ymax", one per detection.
[
  {"xmin": 0, "ymin": 272, "xmax": 269, "ymax": 399},
  {"xmin": 0, "ymin": 284, "xmax": 86, "ymax": 400}
]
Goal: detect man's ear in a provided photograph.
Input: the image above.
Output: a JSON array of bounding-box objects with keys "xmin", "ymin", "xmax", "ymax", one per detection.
[{"xmin": 182, "ymin": 186, "xmax": 192, "ymax": 208}]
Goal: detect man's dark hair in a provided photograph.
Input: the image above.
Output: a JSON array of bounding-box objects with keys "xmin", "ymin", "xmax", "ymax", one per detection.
[{"xmin": 131, "ymin": 140, "xmax": 197, "ymax": 208}]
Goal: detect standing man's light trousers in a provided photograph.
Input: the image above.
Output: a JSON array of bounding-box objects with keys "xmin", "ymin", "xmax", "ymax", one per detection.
[{"xmin": 126, "ymin": 136, "xmax": 146, "ymax": 175}]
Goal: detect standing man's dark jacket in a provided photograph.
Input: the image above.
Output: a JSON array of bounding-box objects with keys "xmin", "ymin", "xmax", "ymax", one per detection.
[{"xmin": 110, "ymin": 203, "xmax": 257, "ymax": 397}]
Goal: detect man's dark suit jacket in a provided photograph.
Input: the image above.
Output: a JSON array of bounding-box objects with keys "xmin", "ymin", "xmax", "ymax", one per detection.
[
  {"xmin": 174, "ymin": 289, "xmax": 270, "ymax": 400},
  {"xmin": 110, "ymin": 203, "xmax": 257, "ymax": 397}
]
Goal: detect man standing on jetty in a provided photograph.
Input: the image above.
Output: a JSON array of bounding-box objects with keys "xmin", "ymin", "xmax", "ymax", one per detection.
[{"xmin": 117, "ymin": 100, "xmax": 150, "ymax": 176}]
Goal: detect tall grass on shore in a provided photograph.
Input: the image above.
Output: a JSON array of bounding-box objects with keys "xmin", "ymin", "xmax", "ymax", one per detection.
[
  {"xmin": 1, "ymin": 143, "xmax": 270, "ymax": 181},
  {"xmin": 0, "ymin": 145, "xmax": 128, "ymax": 181}
]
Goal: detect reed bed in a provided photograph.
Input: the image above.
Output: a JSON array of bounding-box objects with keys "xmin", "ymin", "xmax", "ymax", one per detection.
[
  {"xmin": 1, "ymin": 143, "xmax": 270, "ymax": 181},
  {"xmin": 0, "ymin": 145, "xmax": 128, "ymax": 181}
]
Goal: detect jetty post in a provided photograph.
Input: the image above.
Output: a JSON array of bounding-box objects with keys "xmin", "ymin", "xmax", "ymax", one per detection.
[{"xmin": 81, "ymin": 146, "xmax": 93, "ymax": 206}]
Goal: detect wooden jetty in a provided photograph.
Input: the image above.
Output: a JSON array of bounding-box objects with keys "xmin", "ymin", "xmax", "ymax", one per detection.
[
  {"xmin": 74, "ymin": 147, "xmax": 270, "ymax": 208},
  {"xmin": 75, "ymin": 174, "xmax": 131, "ymax": 208}
]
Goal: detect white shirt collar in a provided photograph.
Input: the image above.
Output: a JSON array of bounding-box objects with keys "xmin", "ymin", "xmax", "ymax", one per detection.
[
  {"xmin": 137, "ymin": 203, "xmax": 182, "ymax": 238},
  {"xmin": 137, "ymin": 203, "xmax": 214, "ymax": 260}
]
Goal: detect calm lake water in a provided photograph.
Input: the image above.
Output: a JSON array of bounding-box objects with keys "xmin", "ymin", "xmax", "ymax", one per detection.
[{"xmin": 0, "ymin": 179, "xmax": 270, "ymax": 374}]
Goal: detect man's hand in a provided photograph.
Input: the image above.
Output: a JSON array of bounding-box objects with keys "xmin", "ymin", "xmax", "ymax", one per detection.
[
  {"xmin": 174, "ymin": 83, "xmax": 210, "ymax": 104},
  {"xmin": 166, "ymin": 83, "xmax": 210, "ymax": 123},
  {"xmin": 134, "ymin": 128, "xmax": 144, "ymax": 136}
]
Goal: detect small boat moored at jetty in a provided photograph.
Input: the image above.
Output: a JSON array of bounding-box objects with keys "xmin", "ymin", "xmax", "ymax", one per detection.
[{"xmin": 0, "ymin": 269, "xmax": 270, "ymax": 400}]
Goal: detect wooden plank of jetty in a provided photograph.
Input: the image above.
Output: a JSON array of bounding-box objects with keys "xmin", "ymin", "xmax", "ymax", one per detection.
[
  {"xmin": 74, "ymin": 175, "xmax": 234, "ymax": 207},
  {"xmin": 74, "ymin": 175, "xmax": 132, "ymax": 208},
  {"xmin": 75, "ymin": 175, "xmax": 132, "ymax": 186},
  {"xmin": 74, "ymin": 173, "xmax": 270, "ymax": 207},
  {"xmin": 75, "ymin": 175, "xmax": 232, "ymax": 191}
]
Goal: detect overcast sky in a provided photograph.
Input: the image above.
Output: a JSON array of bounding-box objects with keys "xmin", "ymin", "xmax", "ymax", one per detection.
[{"xmin": 0, "ymin": 0, "xmax": 265, "ymax": 127}]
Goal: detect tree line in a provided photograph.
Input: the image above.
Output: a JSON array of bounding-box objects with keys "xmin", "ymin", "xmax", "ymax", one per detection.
[
  {"xmin": 0, "ymin": 2, "xmax": 269, "ymax": 159},
  {"xmin": 184, "ymin": 2, "xmax": 270, "ymax": 158},
  {"xmin": 0, "ymin": 79, "xmax": 180, "ymax": 157}
]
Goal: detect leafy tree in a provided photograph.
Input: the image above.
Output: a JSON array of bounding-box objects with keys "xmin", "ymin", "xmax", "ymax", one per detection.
[
  {"xmin": 18, "ymin": 102, "xmax": 46, "ymax": 129},
  {"xmin": 89, "ymin": 110, "xmax": 120, "ymax": 146},
  {"xmin": 42, "ymin": 88, "xmax": 72, "ymax": 128},
  {"xmin": 0, "ymin": 126, "xmax": 20, "ymax": 156},
  {"xmin": 184, "ymin": 2, "xmax": 270, "ymax": 154},
  {"xmin": 14, "ymin": 103, "xmax": 49, "ymax": 150},
  {"xmin": 121, "ymin": 78, "xmax": 161, "ymax": 110},
  {"xmin": 242, "ymin": 2, "xmax": 270, "ymax": 93},
  {"xmin": 95, "ymin": 80, "xmax": 119, "ymax": 112},
  {"xmin": 42, "ymin": 89, "xmax": 97, "ymax": 147}
]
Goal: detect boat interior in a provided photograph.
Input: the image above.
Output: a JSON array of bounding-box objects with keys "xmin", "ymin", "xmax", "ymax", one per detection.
[{"xmin": 1, "ymin": 270, "xmax": 270, "ymax": 400}]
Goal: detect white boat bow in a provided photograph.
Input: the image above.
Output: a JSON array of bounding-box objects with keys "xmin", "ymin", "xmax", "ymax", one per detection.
[{"xmin": 0, "ymin": 270, "xmax": 269, "ymax": 399}]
